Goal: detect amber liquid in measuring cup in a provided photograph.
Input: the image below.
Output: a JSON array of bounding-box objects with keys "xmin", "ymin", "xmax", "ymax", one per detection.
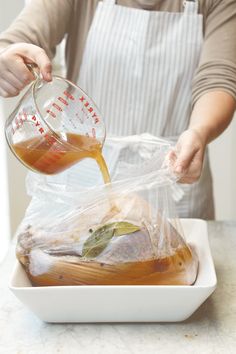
[{"xmin": 12, "ymin": 133, "xmax": 111, "ymax": 183}]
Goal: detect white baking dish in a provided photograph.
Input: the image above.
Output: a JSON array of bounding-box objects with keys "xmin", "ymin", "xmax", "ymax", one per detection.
[{"xmin": 9, "ymin": 219, "xmax": 217, "ymax": 323}]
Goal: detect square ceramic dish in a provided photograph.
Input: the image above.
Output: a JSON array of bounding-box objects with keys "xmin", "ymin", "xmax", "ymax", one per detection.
[{"xmin": 9, "ymin": 219, "xmax": 217, "ymax": 323}]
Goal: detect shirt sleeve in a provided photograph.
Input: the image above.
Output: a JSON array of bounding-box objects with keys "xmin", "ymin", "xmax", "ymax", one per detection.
[
  {"xmin": 192, "ymin": 0, "xmax": 236, "ymax": 106},
  {"xmin": 0, "ymin": 0, "xmax": 73, "ymax": 59}
]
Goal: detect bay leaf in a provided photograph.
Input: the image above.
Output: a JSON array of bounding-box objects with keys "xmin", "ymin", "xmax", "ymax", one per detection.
[
  {"xmin": 82, "ymin": 222, "xmax": 140, "ymax": 258},
  {"xmin": 113, "ymin": 222, "xmax": 140, "ymax": 236}
]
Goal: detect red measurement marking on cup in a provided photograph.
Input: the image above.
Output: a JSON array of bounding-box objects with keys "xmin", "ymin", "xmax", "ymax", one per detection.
[
  {"xmin": 12, "ymin": 110, "xmax": 29, "ymax": 134},
  {"xmin": 64, "ymin": 90, "xmax": 75, "ymax": 101},
  {"xmin": 31, "ymin": 115, "xmax": 45, "ymax": 135},
  {"xmin": 34, "ymin": 150, "xmax": 65, "ymax": 171},
  {"xmin": 79, "ymin": 96, "xmax": 100, "ymax": 124},
  {"xmin": 92, "ymin": 128, "xmax": 96, "ymax": 138},
  {"xmin": 18, "ymin": 111, "xmax": 27, "ymax": 126},
  {"xmin": 93, "ymin": 115, "xmax": 99, "ymax": 124},
  {"xmin": 46, "ymin": 109, "xmax": 56, "ymax": 118},
  {"xmin": 32, "ymin": 136, "xmax": 66, "ymax": 171},
  {"xmin": 46, "ymin": 90, "xmax": 75, "ymax": 118},
  {"xmin": 52, "ymin": 103, "xmax": 63, "ymax": 112},
  {"xmin": 58, "ymin": 97, "xmax": 69, "ymax": 106},
  {"xmin": 44, "ymin": 134, "xmax": 57, "ymax": 146},
  {"xmin": 44, "ymin": 91, "xmax": 100, "ymax": 129}
]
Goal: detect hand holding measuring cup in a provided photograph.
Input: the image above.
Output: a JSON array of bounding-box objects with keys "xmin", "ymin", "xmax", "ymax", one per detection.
[
  {"xmin": 5, "ymin": 59, "xmax": 106, "ymax": 177},
  {"xmin": 0, "ymin": 43, "xmax": 52, "ymax": 97}
]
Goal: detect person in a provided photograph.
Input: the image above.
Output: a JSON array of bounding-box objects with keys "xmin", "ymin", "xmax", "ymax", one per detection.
[{"xmin": 0, "ymin": 0, "xmax": 235, "ymax": 219}]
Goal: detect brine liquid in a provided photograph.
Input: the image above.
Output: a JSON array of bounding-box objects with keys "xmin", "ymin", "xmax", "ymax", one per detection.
[
  {"xmin": 12, "ymin": 133, "xmax": 111, "ymax": 183},
  {"xmin": 18, "ymin": 244, "xmax": 198, "ymax": 286}
]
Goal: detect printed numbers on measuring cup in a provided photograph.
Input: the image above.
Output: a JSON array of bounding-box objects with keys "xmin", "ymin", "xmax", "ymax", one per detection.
[
  {"xmin": 12, "ymin": 110, "xmax": 28, "ymax": 134},
  {"xmin": 46, "ymin": 90, "xmax": 75, "ymax": 118},
  {"xmin": 79, "ymin": 95, "xmax": 100, "ymax": 124}
]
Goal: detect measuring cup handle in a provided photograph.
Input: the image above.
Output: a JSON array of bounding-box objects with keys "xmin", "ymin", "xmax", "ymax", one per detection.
[{"xmin": 26, "ymin": 63, "xmax": 41, "ymax": 80}]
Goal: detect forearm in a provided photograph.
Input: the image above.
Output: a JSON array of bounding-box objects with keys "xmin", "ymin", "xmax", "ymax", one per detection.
[{"xmin": 189, "ymin": 91, "xmax": 236, "ymax": 145}]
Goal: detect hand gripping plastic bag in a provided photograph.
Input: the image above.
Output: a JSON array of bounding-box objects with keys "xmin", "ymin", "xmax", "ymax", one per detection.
[{"xmin": 16, "ymin": 134, "xmax": 198, "ymax": 286}]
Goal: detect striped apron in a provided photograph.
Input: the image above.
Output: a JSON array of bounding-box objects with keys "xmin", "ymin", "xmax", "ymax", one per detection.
[{"xmin": 78, "ymin": 0, "xmax": 214, "ymax": 219}]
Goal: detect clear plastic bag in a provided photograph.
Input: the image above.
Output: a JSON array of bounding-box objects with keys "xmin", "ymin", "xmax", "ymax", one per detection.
[{"xmin": 16, "ymin": 134, "xmax": 198, "ymax": 286}]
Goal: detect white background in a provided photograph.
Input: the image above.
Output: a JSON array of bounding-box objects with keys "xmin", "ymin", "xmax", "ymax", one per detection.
[{"xmin": 0, "ymin": 0, "xmax": 235, "ymax": 245}]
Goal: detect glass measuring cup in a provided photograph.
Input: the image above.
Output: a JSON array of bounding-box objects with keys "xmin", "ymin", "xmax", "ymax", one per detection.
[{"xmin": 5, "ymin": 67, "xmax": 106, "ymax": 175}]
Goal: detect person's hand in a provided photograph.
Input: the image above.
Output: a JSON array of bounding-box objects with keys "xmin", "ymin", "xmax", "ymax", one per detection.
[
  {"xmin": 168, "ymin": 128, "xmax": 207, "ymax": 184},
  {"xmin": 0, "ymin": 43, "xmax": 52, "ymax": 98}
]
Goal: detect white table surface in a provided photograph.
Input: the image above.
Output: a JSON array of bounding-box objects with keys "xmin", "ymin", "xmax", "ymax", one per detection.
[{"xmin": 0, "ymin": 221, "xmax": 235, "ymax": 354}]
